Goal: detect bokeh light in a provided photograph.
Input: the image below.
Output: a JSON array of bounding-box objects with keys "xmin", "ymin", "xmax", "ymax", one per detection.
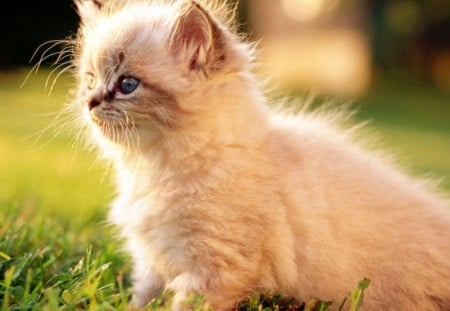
[{"xmin": 280, "ymin": 0, "xmax": 340, "ymax": 22}]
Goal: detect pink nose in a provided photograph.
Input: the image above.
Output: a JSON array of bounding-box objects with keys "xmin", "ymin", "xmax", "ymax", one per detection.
[{"xmin": 88, "ymin": 99, "xmax": 101, "ymax": 111}]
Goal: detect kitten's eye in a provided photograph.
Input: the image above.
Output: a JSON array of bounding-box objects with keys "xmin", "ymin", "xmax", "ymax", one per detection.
[
  {"xmin": 85, "ymin": 73, "xmax": 96, "ymax": 90},
  {"xmin": 118, "ymin": 76, "xmax": 140, "ymax": 94}
]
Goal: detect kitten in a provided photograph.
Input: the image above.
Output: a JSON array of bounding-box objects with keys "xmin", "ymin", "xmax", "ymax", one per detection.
[{"xmin": 72, "ymin": 0, "xmax": 450, "ymax": 310}]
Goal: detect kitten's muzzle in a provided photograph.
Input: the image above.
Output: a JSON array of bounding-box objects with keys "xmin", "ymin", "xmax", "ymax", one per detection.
[{"xmin": 88, "ymin": 89, "xmax": 115, "ymax": 111}]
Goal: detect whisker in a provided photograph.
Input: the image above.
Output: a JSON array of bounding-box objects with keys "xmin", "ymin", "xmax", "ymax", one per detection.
[
  {"xmin": 70, "ymin": 121, "xmax": 88, "ymax": 170},
  {"xmin": 25, "ymin": 106, "xmax": 69, "ymax": 141},
  {"xmin": 52, "ymin": 45, "xmax": 73, "ymax": 66},
  {"xmin": 119, "ymin": 118, "xmax": 127, "ymax": 150},
  {"xmin": 21, "ymin": 48, "xmax": 72, "ymax": 88},
  {"xmin": 120, "ymin": 111, "xmax": 129, "ymax": 146},
  {"xmin": 28, "ymin": 39, "xmax": 72, "ymax": 64},
  {"xmin": 46, "ymin": 63, "xmax": 76, "ymax": 96},
  {"xmin": 38, "ymin": 40, "xmax": 72, "ymax": 67},
  {"xmin": 104, "ymin": 64, "xmax": 117, "ymax": 87},
  {"xmin": 44, "ymin": 60, "xmax": 73, "ymax": 91},
  {"xmin": 113, "ymin": 122, "xmax": 119, "ymax": 145},
  {"xmin": 71, "ymin": 121, "xmax": 86, "ymax": 151},
  {"xmin": 26, "ymin": 113, "xmax": 74, "ymax": 152},
  {"xmin": 123, "ymin": 110, "xmax": 139, "ymax": 151}
]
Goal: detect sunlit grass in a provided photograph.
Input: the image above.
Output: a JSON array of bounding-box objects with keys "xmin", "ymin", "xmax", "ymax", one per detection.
[
  {"xmin": 0, "ymin": 69, "xmax": 113, "ymax": 225},
  {"xmin": 0, "ymin": 69, "xmax": 127, "ymax": 309}
]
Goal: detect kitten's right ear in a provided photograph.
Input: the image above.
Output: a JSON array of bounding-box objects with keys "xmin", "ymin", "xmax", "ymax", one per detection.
[
  {"xmin": 74, "ymin": 0, "xmax": 105, "ymax": 25},
  {"xmin": 169, "ymin": 2, "xmax": 226, "ymax": 73}
]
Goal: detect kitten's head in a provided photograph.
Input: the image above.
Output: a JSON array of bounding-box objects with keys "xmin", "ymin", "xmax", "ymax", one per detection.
[{"xmin": 73, "ymin": 0, "xmax": 249, "ymax": 152}]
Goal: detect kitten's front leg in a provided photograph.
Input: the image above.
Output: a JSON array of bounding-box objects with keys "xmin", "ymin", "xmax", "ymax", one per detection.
[
  {"xmin": 130, "ymin": 259, "xmax": 164, "ymax": 308},
  {"xmin": 167, "ymin": 272, "xmax": 237, "ymax": 311},
  {"xmin": 167, "ymin": 272, "xmax": 202, "ymax": 311}
]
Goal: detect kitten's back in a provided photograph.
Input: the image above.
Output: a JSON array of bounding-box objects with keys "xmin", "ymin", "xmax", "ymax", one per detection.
[{"xmin": 265, "ymin": 112, "xmax": 450, "ymax": 309}]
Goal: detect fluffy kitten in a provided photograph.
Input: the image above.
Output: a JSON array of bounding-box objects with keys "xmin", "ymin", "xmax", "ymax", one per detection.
[{"xmin": 72, "ymin": 0, "xmax": 450, "ymax": 310}]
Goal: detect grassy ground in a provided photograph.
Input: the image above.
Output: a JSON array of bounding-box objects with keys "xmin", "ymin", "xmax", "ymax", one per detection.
[
  {"xmin": 0, "ymin": 69, "xmax": 449, "ymax": 310},
  {"xmin": 0, "ymin": 70, "xmax": 129, "ymax": 310}
]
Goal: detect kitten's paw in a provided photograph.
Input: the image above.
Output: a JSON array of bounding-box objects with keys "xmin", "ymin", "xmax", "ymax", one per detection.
[
  {"xmin": 167, "ymin": 272, "xmax": 203, "ymax": 310},
  {"xmin": 130, "ymin": 282, "xmax": 165, "ymax": 308},
  {"xmin": 130, "ymin": 292, "xmax": 152, "ymax": 309},
  {"xmin": 130, "ymin": 264, "xmax": 164, "ymax": 308}
]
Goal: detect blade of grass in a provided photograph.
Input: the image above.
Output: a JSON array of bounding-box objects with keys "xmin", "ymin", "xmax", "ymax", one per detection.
[
  {"xmin": 348, "ymin": 278, "xmax": 370, "ymax": 311},
  {"xmin": 2, "ymin": 266, "xmax": 16, "ymax": 310}
]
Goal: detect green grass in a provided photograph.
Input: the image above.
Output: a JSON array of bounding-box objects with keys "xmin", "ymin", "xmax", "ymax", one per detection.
[
  {"xmin": 0, "ymin": 69, "xmax": 130, "ymax": 309},
  {"xmin": 0, "ymin": 69, "xmax": 448, "ymax": 309}
]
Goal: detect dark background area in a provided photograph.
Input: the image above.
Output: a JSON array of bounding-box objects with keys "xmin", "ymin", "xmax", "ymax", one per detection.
[
  {"xmin": 368, "ymin": 0, "xmax": 450, "ymax": 83},
  {"xmin": 0, "ymin": 1, "xmax": 79, "ymax": 68}
]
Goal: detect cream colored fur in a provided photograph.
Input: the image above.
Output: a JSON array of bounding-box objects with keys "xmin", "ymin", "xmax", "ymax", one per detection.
[{"xmin": 72, "ymin": 0, "xmax": 450, "ymax": 310}]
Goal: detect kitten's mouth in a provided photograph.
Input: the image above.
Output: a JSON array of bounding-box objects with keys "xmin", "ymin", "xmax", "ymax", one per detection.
[
  {"xmin": 91, "ymin": 115, "xmax": 135, "ymax": 130},
  {"xmin": 92, "ymin": 116, "xmax": 106, "ymax": 127}
]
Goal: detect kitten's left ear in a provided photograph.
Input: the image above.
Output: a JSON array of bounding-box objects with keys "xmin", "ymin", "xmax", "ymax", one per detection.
[
  {"xmin": 170, "ymin": 1, "xmax": 226, "ymax": 73},
  {"xmin": 74, "ymin": 0, "xmax": 105, "ymax": 26}
]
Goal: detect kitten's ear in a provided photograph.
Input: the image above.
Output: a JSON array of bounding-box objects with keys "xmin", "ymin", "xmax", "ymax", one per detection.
[
  {"xmin": 74, "ymin": 0, "xmax": 105, "ymax": 25},
  {"xmin": 170, "ymin": 2, "xmax": 225, "ymax": 72}
]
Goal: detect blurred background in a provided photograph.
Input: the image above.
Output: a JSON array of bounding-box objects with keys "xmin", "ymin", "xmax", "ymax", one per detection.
[
  {"xmin": 244, "ymin": 0, "xmax": 450, "ymax": 96},
  {"xmin": 0, "ymin": 0, "xmax": 449, "ymax": 226}
]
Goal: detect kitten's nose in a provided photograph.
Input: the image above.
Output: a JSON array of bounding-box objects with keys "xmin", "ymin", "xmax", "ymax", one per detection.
[{"xmin": 88, "ymin": 99, "xmax": 101, "ymax": 111}]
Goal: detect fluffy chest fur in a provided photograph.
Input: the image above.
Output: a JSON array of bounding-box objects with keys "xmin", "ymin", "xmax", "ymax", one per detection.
[{"xmin": 110, "ymin": 142, "xmax": 284, "ymax": 281}]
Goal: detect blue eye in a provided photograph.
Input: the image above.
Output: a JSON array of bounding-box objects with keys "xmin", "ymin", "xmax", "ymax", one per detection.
[{"xmin": 119, "ymin": 76, "xmax": 140, "ymax": 94}]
